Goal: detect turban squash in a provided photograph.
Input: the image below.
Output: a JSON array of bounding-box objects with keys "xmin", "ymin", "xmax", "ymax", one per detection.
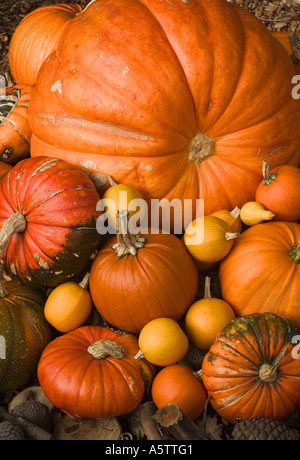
[
  {"xmin": 28, "ymin": 0, "xmax": 300, "ymax": 223},
  {"xmin": 0, "ymin": 156, "xmax": 101, "ymax": 289},
  {"xmin": 202, "ymin": 313, "xmax": 300, "ymax": 423}
]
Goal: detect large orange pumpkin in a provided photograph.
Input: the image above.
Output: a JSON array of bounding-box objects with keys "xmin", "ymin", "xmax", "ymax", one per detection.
[
  {"xmin": 219, "ymin": 221, "xmax": 300, "ymax": 329},
  {"xmin": 8, "ymin": 3, "xmax": 82, "ymax": 87},
  {"xmin": 37, "ymin": 325, "xmax": 146, "ymax": 418},
  {"xmin": 89, "ymin": 213, "xmax": 198, "ymax": 334},
  {"xmin": 202, "ymin": 313, "xmax": 300, "ymax": 423},
  {"xmin": 28, "ymin": 0, "xmax": 300, "ymax": 223}
]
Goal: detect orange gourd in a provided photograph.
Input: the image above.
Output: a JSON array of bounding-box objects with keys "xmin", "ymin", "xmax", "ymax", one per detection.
[
  {"xmin": 28, "ymin": 0, "xmax": 300, "ymax": 227},
  {"xmin": 9, "ymin": 3, "xmax": 82, "ymax": 86},
  {"xmin": 185, "ymin": 277, "xmax": 235, "ymax": 350},
  {"xmin": 135, "ymin": 317, "xmax": 189, "ymax": 366},
  {"xmin": 151, "ymin": 364, "xmax": 208, "ymax": 420},
  {"xmin": 44, "ymin": 273, "xmax": 92, "ymax": 333},
  {"xmin": 219, "ymin": 221, "xmax": 300, "ymax": 328},
  {"xmin": 255, "ymin": 160, "xmax": 300, "ymax": 222},
  {"xmin": 202, "ymin": 313, "xmax": 300, "ymax": 423},
  {"xmin": 210, "ymin": 206, "xmax": 242, "ymax": 233},
  {"xmin": 102, "ymin": 183, "xmax": 147, "ymax": 230},
  {"xmin": 183, "ymin": 216, "xmax": 239, "ymax": 263},
  {"xmin": 239, "ymin": 201, "xmax": 275, "ymax": 226}
]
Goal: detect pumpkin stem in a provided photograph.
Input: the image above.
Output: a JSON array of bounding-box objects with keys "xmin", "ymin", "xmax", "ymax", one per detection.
[
  {"xmin": 289, "ymin": 241, "xmax": 300, "ymax": 264},
  {"xmin": 258, "ymin": 347, "xmax": 287, "ymax": 383},
  {"xmin": 188, "ymin": 132, "xmax": 215, "ymax": 164},
  {"xmin": 230, "ymin": 206, "xmax": 241, "ymax": 219},
  {"xmin": 87, "ymin": 339, "xmax": 125, "ymax": 360},
  {"xmin": 134, "ymin": 349, "xmax": 145, "ymax": 361},
  {"xmin": 204, "ymin": 276, "xmax": 212, "ymax": 299},
  {"xmin": 112, "ymin": 210, "xmax": 146, "ymax": 259},
  {"xmin": 225, "ymin": 232, "xmax": 240, "ymax": 241},
  {"xmin": 79, "ymin": 272, "xmax": 90, "ymax": 290},
  {"xmin": 0, "ymin": 212, "xmax": 27, "ymax": 257},
  {"xmin": 262, "ymin": 160, "xmax": 277, "ymax": 185}
]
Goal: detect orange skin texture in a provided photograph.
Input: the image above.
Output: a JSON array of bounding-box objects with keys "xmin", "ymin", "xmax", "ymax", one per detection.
[
  {"xmin": 219, "ymin": 221, "xmax": 300, "ymax": 328},
  {"xmin": 138, "ymin": 317, "xmax": 189, "ymax": 366},
  {"xmin": 151, "ymin": 364, "xmax": 208, "ymax": 420},
  {"xmin": 0, "ymin": 156, "xmax": 101, "ymax": 289},
  {"xmin": 37, "ymin": 326, "xmax": 146, "ymax": 418},
  {"xmin": 0, "ymin": 85, "xmax": 33, "ymax": 165},
  {"xmin": 28, "ymin": 0, "xmax": 300, "ymax": 218},
  {"xmin": 9, "ymin": 3, "xmax": 82, "ymax": 86},
  {"xmin": 255, "ymin": 165, "xmax": 300, "ymax": 221},
  {"xmin": 185, "ymin": 297, "xmax": 236, "ymax": 350},
  {"xmin": 89, "ymin": 233, "xmax": 198, "ymax": 334},
  {"xmin": 202, "ymin": 313, "xmax": 300, "ymax": 423}
]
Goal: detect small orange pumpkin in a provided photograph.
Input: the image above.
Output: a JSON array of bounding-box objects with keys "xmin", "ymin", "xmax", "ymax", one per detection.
[
  {"xmin": 151, "ymin": 364, "xmax": 208, "ymax": 420},
  {"xmin": 255, "ymin": 160, "xmax": 300, "ymax": 222}
]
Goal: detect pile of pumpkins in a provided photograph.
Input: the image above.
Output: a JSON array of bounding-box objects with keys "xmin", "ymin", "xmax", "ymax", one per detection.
[{"xmin": 0, "ymin": 0, "xmax": 300, "ymax": 432}]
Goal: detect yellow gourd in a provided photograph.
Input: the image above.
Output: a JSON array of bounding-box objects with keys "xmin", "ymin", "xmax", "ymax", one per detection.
[
  {"xmin": 185, "ymin": 277, "xmax": 235, "ymax": 350},
  {"xmin": 102, "ymin": 183, "xmax": 147, "ymax": 230},
  {"xmin": 183, "ymin": 216, "xmax": 239, "ymax": 263},
  {"xmin": 44, "ymin": 273, "xmax": 92, "ymax": 332},
  {"xmin": 210, "ymin": 206, "xmax": 242, "ymax": 233},
  {"xmin": 240, "ymin": 201, "xmax": 275, "ymax": 226},
  {"xmin": 134, "ymin": 317, "xmax": 189, "ymax": 366}
]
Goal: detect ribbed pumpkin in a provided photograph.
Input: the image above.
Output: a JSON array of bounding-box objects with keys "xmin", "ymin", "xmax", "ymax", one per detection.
[
  {"xmin": 9, "ymin": 3, "xmax": 82, "ymax": 86},
  {"xmin": 202, "ymin": 313, "xmax": 300, "ymax": 423},
  {"xmin": 0, "ymin": 83, "xmax": 33, "ymax": 165},
  {"xmin": 89, "ymin": 212, "xmax": 198, "ymax": 334},
  {"xmin": 255, "ymin": 160, "xmax": 300, "ymax": 222},
  {"xmin": 0, "ymin": 277, "xmax": 52, "ymax": 392},
  {"xmin": 219, "ymin": 221, "xmax": 300, "ymax": 329},
  {"xmin": 0, "ymin": 156, "xmax": 101, "ymax": 289},
  {"xmin": 37, "ymin": 325, "xmax": 146, "ymax": 418},
  {"xmin": 28, "ymin": 0, "xmax": 300, "ymax": 224}
]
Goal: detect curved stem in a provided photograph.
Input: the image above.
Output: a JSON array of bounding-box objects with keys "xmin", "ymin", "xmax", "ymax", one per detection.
[
  {"xmin": 79, "ymin": 272, "xmax": 90, "ymax": 290},
  {"xmin": 289, "ymin": 32, "xmax": 300, "ymax": 63},
  {"xmin": 87, "ymin": 340, "xmax": 125, "ymax": 360},
  {"xmin": 0, "ymin": 212, "xmax": 26, "ymax": 298},
  {"xmin": 204, "ymin": 276, "xmax": 212, "ymax": 299},
  {"xmin": 0, "ymin": 212, "xmax": 27, "ymax": 257},
  {"xmin": 134, "ymin": 349, "xmax": 145, "ymax": 361},
  {"xmin": 289, "ymin": 241, "xmax": 300, "ymax": 264},
  {"xmin": 112, "ymin": 210, "xmax": 146, "ymax": 258},
  {"xmin": 230, "ymin": 206, "xmax": 241, "ymax": 219},
  {"xmin": 262, "ymin": 160, "xmax": 277, "ymax": 185},
  {"xmin": 258, "ymin": 348, "xmax": 287, "ymax": 383},
  {"xmin": 225, "ymin": 232, "xmax": 240, "ymax": 241}
]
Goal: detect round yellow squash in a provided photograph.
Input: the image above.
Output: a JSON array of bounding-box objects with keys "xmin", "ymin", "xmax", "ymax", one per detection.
[
  {"xmin": 135, "ymin": 317, "xmax": 189, "ymax": 367},
  {"xmin": 44, "ymin": 273, "xmax": 92, "ymax": 332}
]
